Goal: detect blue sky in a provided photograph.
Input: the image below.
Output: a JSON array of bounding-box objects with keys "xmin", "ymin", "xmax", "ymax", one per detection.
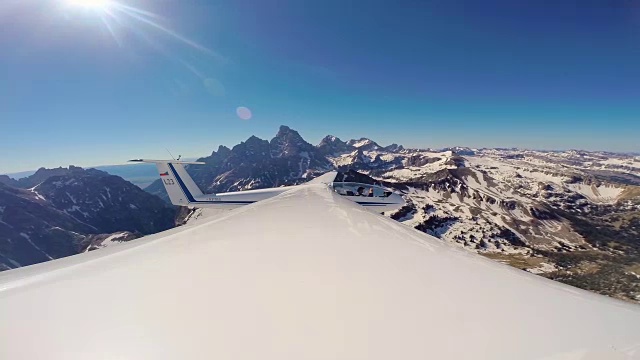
[{"xmin": 1, "ymin": 0, "xmax": 639, "ymax": 173}]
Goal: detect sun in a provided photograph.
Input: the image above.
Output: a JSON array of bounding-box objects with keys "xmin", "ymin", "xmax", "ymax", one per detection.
[{"xmin": 66, "ymin": 0, "xmax": 111, "ymax": 10}]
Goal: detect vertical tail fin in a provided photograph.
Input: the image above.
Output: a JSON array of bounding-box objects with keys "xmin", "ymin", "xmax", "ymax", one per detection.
[{"xmin": 129, "ymin": 159, "xmax": 205, "ymax": 206}]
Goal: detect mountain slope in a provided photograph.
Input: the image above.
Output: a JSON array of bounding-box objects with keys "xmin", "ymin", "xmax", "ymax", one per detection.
[
  {"xmin": 0, "ymin": 183, "xmax": 94, "ymax": 270},
  {"xmin": 36, "ymin": 168, "xmax": 176, "ymax": 234},
  {"xmin": 0, "ymin": 167, "xmax": 176, "ymax": 270}
]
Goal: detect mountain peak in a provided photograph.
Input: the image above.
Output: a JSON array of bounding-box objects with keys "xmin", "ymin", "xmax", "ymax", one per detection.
[
  {"xmin": 0, "ymin": 175, "xmax": 18, "ymax": 188},
  {"xmin": 217, "ymin": 145, "xmax": 231, "ymax": 155},
  {"xmin": 317, "ymin": 135, "xmax": 354, "ymax": 156},
  {"xmin": 4, "ymin": 166, "xmax": 107, "ymax": 189},
  {"xmin": 245, "ymin": 135, "xmax": 267, "ymax": 144},
  {"xmin": 209, "ymin": 145, "xmax": 231, "ymax": 157},
  {"xmin": 274, "ymin": 125, "xmax": 303, "ymax": 140},
  {"xmin": 277, "ymin": 124, "xmax": 293, "ymax": 133},
  {"xmin": 346, "ymin": 138, "xmax": 381, "ymax": 151},
  {"xmin": 319, "ymin": 135, "xmax": 343, "ymax": 145},
  {"xmin": 383, "ymin": 143, "xmax": 405, "ymax": 152},
  {"xmin": 270, "ymin": 125, "xmax": 314, "ymax": 157}
]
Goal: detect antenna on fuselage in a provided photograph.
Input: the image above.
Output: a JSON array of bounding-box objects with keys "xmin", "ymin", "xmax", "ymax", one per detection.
[{"xmin": 165, "ymin": 148, "xmax": 177, "ymax": 161}]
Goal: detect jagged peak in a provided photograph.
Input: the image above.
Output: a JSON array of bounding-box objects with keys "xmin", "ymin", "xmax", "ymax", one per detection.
[
  {"xmin": 229, "ymin": 136, "xmax": 270, "ymax": 157},
  {"xmin": 274, "ymin": 125, "xmax": 302, "ymax": 138},
  {"xmin": 320, "ymin": 135, "xmax": 341, "ymax": 143},
  {"xmin": 33, "ymin": 166, "xmax": 66, "ymax": 174},
  {"xmin": 206, "ymin": 145, "xmax": 232, "ymax": 158},
  {"xmin": 244, "ymin": 135, "xmax": 268, "ymax": 144},
  {"xmin": 318, "ymin": 135, "xmax": 348, "ymax": 147},
  {"xmin": 272, "ymin": 125, "xmax": 310, "ymax": 147},
  {"xmin": 29, "ymin": 165, "xmax": 99, "ymax": 178},
  {"xmin": 346, "ymin": 137, "xmax": 381, "ymax": 149},
  {"xmin": 383, "ymin": 143, "xmax": 405, "ymax": 152},
  {"xmin": 270, "ymin": 125, "xmax": 315, "ymax": 158}
]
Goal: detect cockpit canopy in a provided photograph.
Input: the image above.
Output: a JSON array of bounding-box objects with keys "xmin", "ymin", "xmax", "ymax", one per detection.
[{"xmin": 330, "ymin": 182, "xmax": 393, "ymax": 198}]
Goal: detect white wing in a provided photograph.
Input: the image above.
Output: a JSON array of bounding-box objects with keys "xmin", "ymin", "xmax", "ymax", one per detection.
[
  {"xmin": 1, "ymin": 185, "xmax": 640, "ymax": 359},
  {"xmin": 306, "ymin": 170, "xmax": 338, "ymax": 184}
]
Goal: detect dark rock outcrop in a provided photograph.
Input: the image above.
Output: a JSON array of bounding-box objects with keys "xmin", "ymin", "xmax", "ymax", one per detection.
[{"xmin": 317, "ymin": 135, "xmax": 354, "ymax": 156}]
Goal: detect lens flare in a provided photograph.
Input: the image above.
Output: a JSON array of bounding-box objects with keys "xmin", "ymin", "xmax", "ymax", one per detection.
[
  {"xmin": 67, "ymin": 0, "xmax": 111, "ymax": 10},
  {"xmin": 236, "ymin": 107, "xmax": 252, "ymax": 120},
  {"xmin": 57, "ymin": 0, "xmax": 225, "ymax": 83},
  {"xmin": 60, "ymin": 0, "xmax": 224, "ymax": 62}
]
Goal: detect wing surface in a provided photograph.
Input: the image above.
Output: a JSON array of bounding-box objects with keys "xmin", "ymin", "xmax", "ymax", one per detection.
[
  {"xmin": 1, "ymin": 185, "xmax": 640, "ymax": 359},
  {"xmin": 306, "ymin": 171, "xmax": 338, "ymax": 184}
]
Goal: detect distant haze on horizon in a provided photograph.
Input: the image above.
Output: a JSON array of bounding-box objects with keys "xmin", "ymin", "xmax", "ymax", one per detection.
[{"xmin": 1, "ymin": 0, "xmax": 638, "ymax": 173}]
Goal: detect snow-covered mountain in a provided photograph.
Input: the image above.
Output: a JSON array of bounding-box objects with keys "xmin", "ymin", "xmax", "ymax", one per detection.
[
  {"xmin": 333, "ymin": 147, "xmax": 640, "ymax": 301},
  {"xmin": 346, "ymin": 137, "xmax": 382, "ymax": 151},
  {"xmin": 0, "ymin": 166, "xmax": 176, "ymax": 270}
]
